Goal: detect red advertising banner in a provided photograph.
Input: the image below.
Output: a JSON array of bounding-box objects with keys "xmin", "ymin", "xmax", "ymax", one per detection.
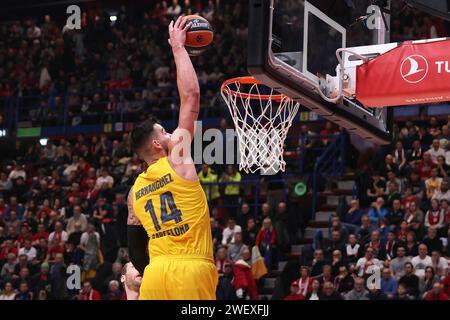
[{"xmin": 356, "ymin": 39, "xmax": 450, "ymax": 107}]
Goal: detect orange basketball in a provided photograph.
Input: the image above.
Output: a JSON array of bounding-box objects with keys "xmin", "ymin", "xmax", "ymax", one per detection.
[{"xmin": 184, "ymin": 15, "xmax": 214, "ymax": 56}]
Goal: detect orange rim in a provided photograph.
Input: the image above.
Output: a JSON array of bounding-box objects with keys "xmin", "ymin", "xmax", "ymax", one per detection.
[{"xmin": 221, "ymin": 76, "xmax": 287, "ymax": 101}]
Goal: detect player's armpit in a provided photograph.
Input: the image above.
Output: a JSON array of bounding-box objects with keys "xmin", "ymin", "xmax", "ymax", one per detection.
[{"xmin": 127, "ymin": 186, "xmax": 141, "ymax": 226}]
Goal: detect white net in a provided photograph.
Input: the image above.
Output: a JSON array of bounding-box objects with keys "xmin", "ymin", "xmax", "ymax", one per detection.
[{"xmin": 221, "ymin": 77, "xmax": 300, "ymax": 174}]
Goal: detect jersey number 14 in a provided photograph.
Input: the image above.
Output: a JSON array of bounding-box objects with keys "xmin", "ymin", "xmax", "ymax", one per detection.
[{"xmin": 144, "ymin": 191, "xmax": 182, "ymax": 231}]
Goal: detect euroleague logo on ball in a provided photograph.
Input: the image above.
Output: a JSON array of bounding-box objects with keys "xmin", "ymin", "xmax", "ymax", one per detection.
[{"xmin": 400, "ymin": 55, "xmax": 429, "ymax": 84}]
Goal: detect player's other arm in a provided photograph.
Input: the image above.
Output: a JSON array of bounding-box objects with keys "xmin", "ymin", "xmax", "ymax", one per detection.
[
  {"xmin": 127, "ymin": 187, "xmax": 149, "ymax": 275},
  {"xmin": 168, "ymin": 16, "xmax": 199, "ymax": 142}
]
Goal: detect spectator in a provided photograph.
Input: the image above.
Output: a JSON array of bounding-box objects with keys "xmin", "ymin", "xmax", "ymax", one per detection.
[
  {"xmin": 344, "ymin": 277, "xmax": 369, "ymax": 300},
  {"xmin": 296, "ymin": 266, "xmax": 313, "ymax": 296},
  {"xmin": 273, "ymin": 202, "xmax": 290, "ymax": 252},
  {"xmin": 18, "ymin": 239, "xmax": 37, "ymax": 261},
  {"xmin": 215, "ymin": 246, "xmax": 231, "ymax": 276},
  {"xmin": 422, "ymin": 227, "xmax": 443, "ymax": 254},
  {"xmin": 0, "ymin": 253, "xmax": 17, "ymax": 279},
  {"xmin": 216, "ymin": 263, "xmax": 236, "ymax": 300},
  {"xmin": 367, "ymin": 287, "xmax": 388, "ymax": 300},
  {"xmin": 227, "ymin": 232, "xmax": 248, "ymax": 262},
  {"xmin": 419, "ymin": 266, "xmax": 440, "ymax": 297},
  {"xmin": 432, "ymin": 179, "xmax": 450, "ymax": 202},
  {"xmin": 255, "ymin": 218, "xmax": 277, "ymax": 271},
  {"xmin": 411, "ymin": 244, "xmax": 432, "ymax": 278},
  {"xmin": 66, "ymin": 206, "xmax": 88, "ymax": 234},
  {"xmin": 198, "ymin": 164, "xmax": 220, "ymax": 204},
  {"xmin": 320, "ymin": 281, "xmax": 343, "ymax": 300},
  {"xmin": 345, "ymin": 234, "xmax": 360, "ymax": 264},
  {"xmin": 425, "ymin": 168, "xmax": 442, "ymax": 199},
  {"xmin": 343, "ymin": 199, "xmax": 364, "ymax": 228},
  {"xmin": 310, "ymin": 249, "xmax": 326, "ymax": 277},
  {"xmin": 0, "ymin": 282, "xmax": 16, "ymax": 300},
  {"xmin": 14, "ymin": 282, "xmax": 33, "ymax": 300},
  {"xmin": 430, "ymin": 250, "xmax": 448, "ymax": 278},
  {"xmin": 380, "ymin": 267, "xmax": 397, "ymax": 299},
  {"xmin": 221, "ymin": 218, "xmax": 242, "ymax": 247},
  {"xmin": 79, "ymin": 281, "xmax": 101, "ymax": 300},
  {"xmin": 31, "ymin": 262, "xmax": 50, "ymax": 299},
  {"xmin": 49, "ymin": 253, "xmax": 67, "ymax": 299},
  {"xmin": 428, "ymin": 139, "xmax": 445, "ymax": 164},
  {"xmin": 243, "ymin": 217, "xmax": 258, "ymax": 248},
  {"xmin": 232, "ymin": 249, "xmax": 258, "ymax": 300},
  {"xmin": 236, "ymin": 203, "xmax": 251, "ymax": 230},
  {"xmin": 390, "ymin": 247, "xmax": 411, "ymax": 279},
  {"xmin": 394, "ymin": 282, "xmax": 414, "ymax": 300},
  {"xmin": 95, "ymin": 168, "xmax": 114, "ymax": 190},
  {"xmin": 398, "ymin": 262, "xmax": 420, "ymax": 297},
  {"xmin": 304, "ymin": 279, "xmax": 322, "ymax": 300},
  {"xmin": 104, "ymin": 280, "xmax": 122, "ymax": 300},
  {"xmin": 334, "ymin": 265, "xmax": 354, "ymax": 294},
  {"xmin": 79, "ymin": 224, "xmax": 101, "ymax": 278},
  {"xmin": 284, "ymin": 280, "xmax": 305, "ymax": 300},
  {"xmin": 48, "ymin": 222, "xmax": 68, "ymax": 244},
  {"xmin": 367, "ymin": 197, "xmax": 388, "ymax": 225},
  {"xmin": 423, "ymin": 282, "xmax": 448, "ymax": 300},
  {"xmin": 355, "ymin": 248, "xmax": 382, "ymax": 277},
  {"xmin": 166, "ymin": 0, "xmax": 182, "ymax": 17}
]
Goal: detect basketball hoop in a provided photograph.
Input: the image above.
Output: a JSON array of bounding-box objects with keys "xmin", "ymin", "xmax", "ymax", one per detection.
[{"xmin": 221, "ymin": 76, "xmax": 300, "ymax": 174}]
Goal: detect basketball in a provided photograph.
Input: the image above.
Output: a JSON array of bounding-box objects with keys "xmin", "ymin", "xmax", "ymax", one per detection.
[{"xmin": 184, "ymin": 15, "xmax": 214, "ymax": 56}]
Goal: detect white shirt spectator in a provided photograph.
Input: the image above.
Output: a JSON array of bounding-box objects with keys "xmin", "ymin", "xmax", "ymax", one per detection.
[
  {"xmin": 221, "ymin": 225, "xmax": 242, "ymax": 246},
  {"xmin": 411, "ymin": 255, "xmax": 432, "ymax": 278},
  {"xmin": 27, "ymin": 25, "xmax": 41, "ymax": 39},
  {"xmin": 96, "ymin": 175, "xmax": 114, "ymax": 189},
  {"xmin": 80, "ymin": 231, "xmax": 101, "ymax": 247},
  {"xmin": 429, "ymin": 146, "xmax": 445, "ymax": 164},
  {"xmin": 355, "ymin": 257, "xmax": 382, "ymax": 277},
  {"xmin": 19, "ymin": 246, "xmax": 37, "ymax": 261},
  {"xmin": 432, "ymin": 189, "xmax": 450, "ymax": 202},
  {"xmin": 8, "ymin": 168, "xmax": 26, "ymax": 181},
  {"xmin": 48, "ymin": 230, "xmax": 68, "ymax": 243},
  {"xmin": 432, "ymin": 257, "xmax": 448, "ymax": 277},
  {"xmin": 166, "ymin": 3, "xmax": 181, "ymax": 16},
  {"xmin": 346, "ymin": 243, "xmax": 360, "ymax": 258},
  {"xmin": 0, "ymin": 292, "xmax": 16, "ymax": 300},
  {"xmin": 155, "ymin": 65, "xmax": 170, "ymax": 81},
  {"xmin": 66, "ymin": 214, "xmax": 88, "ymax": 234},
  {"xmin": 63, "ymin": 163, "xmax": 78, "ymax": 177}
]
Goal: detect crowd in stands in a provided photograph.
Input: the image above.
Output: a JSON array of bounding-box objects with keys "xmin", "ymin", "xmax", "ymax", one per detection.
[
  {"xmin": 0, "ymin": 1, "xmax": 449, "ymax": 300},
  {"xmin": 0, "ymin": 0, "xmax": 247, "ymax": 127},
  {"xmin": 275, "ymin": 116, "xmax": 450, "ymax": 301}
]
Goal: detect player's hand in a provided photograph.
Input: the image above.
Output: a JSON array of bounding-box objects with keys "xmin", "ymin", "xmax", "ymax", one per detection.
[{"xmin": 168, "ymin": 15, "xmax": 192, "ymax": 50}]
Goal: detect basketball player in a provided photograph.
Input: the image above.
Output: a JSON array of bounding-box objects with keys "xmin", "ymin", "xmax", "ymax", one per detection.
[
  {"xmin": 120, "ymin": 262, "xmax": 142, "ymax": 300},
  {"xmin": 126, "ymin": 16, "xmax": 218, "ymax": 300}
]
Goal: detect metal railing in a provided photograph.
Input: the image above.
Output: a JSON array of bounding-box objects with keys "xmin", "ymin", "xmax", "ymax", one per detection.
[
  {"xmin": 310, "ymin": 133, "xmax": 346, "ymax": 219},
  {"xmin": 200, "ymin": 178, "xmax": 288, "ymax": 217}
]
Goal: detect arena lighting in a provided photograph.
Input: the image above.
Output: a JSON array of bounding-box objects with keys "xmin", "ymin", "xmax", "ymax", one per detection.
[
  {"xmin": 39, "ymin": 138, "xmax": 48, "ymax": 146},
  {"xmin": 109, "ymin": 15, "xmax": 117, "ymax": 22}
]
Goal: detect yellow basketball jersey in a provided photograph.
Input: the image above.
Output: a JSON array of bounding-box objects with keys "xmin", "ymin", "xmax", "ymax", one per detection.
[{"xmin": 131, "ymin": 156, "xmax": 214, "ymax": 260}]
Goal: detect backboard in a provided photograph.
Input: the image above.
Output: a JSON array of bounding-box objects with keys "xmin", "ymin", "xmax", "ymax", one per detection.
[{"xmin": 248, "ymin": 0, "xmax": 394, "ymax": 144}]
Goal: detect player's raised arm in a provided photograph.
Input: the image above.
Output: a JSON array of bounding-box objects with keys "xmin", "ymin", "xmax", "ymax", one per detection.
[{"xmin": 168, "ymin": 16, "xmax": 199, "ymax": 140}]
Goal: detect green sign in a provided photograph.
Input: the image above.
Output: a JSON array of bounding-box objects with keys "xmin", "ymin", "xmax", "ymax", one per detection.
[{"xmin": 17, "ymin": 127, "xmax": 41, "ymax": 137}]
